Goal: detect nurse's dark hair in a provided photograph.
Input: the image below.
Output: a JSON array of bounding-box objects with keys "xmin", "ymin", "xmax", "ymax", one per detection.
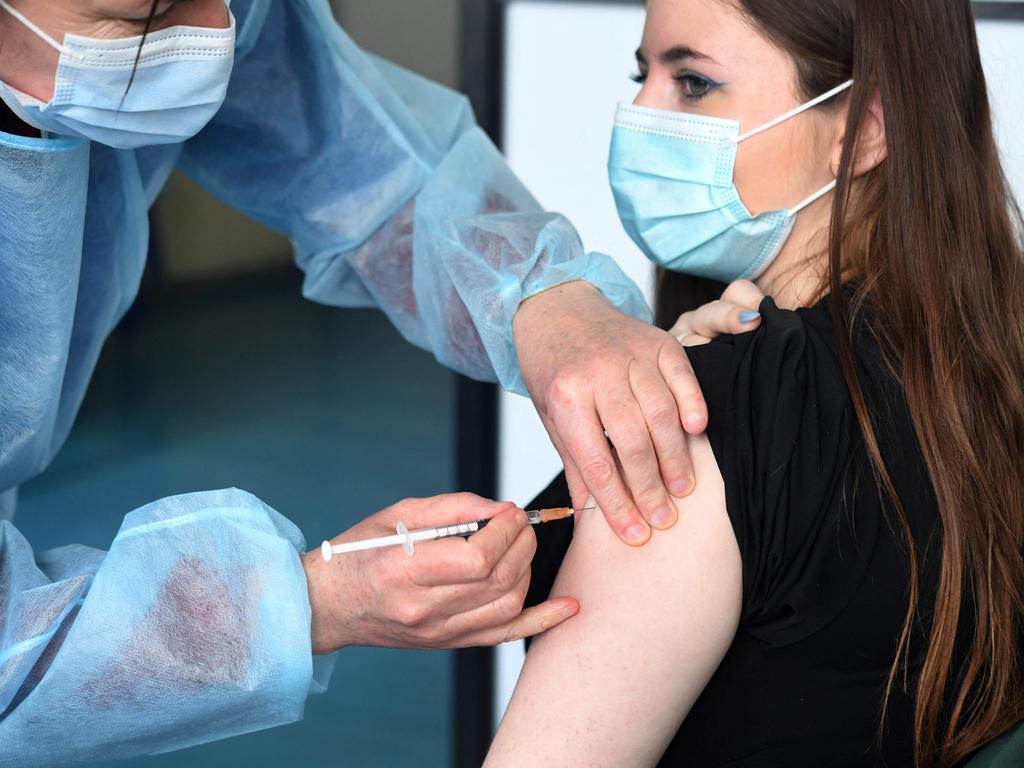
[
  {"xmin": 122, "ymin": 0, "xmax": 162, "ymax": 101},
  {"xmin": 657, "ymin": 1, "xmax": 1024, "ymax": 763}
]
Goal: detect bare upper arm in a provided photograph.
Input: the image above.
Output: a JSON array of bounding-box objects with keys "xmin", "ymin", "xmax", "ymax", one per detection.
[{"xmin": 485, "ymin": 434, "xmax": 742, "ymax": 768}]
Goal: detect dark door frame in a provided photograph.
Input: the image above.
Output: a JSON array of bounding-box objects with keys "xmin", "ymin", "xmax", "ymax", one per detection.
[
  {"xmin": 452, "ymin": 3, "xmax": 508, "ymax": 766},
  {"xmin": 453, "ymin": 1, "xmax": 1023, "ymax": 766},
  {"xmin": 976, "ymin": 2, "xmax": 1024, "ymax": 19}
]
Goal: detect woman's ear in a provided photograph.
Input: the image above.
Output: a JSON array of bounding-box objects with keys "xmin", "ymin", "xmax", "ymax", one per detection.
[{"xmin": 831, "ymin": 83, "xmax": 887, "ymax": 178}]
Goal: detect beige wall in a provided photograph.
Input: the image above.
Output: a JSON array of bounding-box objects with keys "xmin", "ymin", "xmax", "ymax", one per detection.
[
  {"xmin": 332, "ymin": 0, "xmax": 460, "ymax": 89},
  {"xmin": 155, "ymin": 0, "xmax": 461, "ymax": 284}
]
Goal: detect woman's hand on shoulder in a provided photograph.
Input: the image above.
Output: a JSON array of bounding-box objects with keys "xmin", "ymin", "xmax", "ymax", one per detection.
[{"xmin": 670, "ymin": 280, "xmax": 765, "ymax": 347}]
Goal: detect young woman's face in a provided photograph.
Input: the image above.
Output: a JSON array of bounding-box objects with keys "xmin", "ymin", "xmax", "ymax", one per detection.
[{"xmin": 635, "ymin": 0, "xmax": 839, "ymax": 217}]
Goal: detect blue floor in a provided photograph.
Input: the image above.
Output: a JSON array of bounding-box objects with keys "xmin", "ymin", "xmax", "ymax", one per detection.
[{"xmin": 15, "ymin": 273, "xmax": 459, "ymax": 767}]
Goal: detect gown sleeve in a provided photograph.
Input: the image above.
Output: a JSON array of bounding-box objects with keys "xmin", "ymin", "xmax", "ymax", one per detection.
[
  {"xmin": 175, "ymin": 0, "xmax": 650, "ymax": 395},
  {"xmin": 0, "ymin": 488, "xmax": 331, "ymax": 768}
]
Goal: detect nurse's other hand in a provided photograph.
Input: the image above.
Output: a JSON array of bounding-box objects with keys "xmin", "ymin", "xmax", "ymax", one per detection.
[
  {"xmin": 669, "ymin": 280, "xmax": 766, "ymax": 347},
  {"xmin": 302, "ymin": 494, "xmax": 579, "ymax": 652},
  {"xmin": 514, "ymin": 281, "xmax": 706, "ymax": 547}
]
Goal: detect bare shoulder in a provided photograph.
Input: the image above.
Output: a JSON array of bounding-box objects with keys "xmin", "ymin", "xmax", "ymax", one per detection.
[{"xmin": 486, "ymin": 434, "xmax": 742, "ymax": 768}]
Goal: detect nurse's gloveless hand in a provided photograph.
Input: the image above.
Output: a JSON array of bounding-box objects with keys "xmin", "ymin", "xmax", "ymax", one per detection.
[
  {"xmin": 302, "ymin": 494, "xmax": 579, "ymax": 652},
  {"xmin": 514, "ymin": 281, "xmax": 708, "ymax": 546}
]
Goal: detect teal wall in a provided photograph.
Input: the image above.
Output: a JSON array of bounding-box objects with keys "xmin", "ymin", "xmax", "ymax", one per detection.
[{"xmin": 17, "ymin": 275, "xmax": 459, "ymax": 767}]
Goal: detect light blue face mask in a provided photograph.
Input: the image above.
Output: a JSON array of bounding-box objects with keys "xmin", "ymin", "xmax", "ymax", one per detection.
[
  {"xmin": 608, "ymin": 80, "xmax": 855, "ymax": 282},
  {"xmin": 0, "ymin": 0, "xmax": 235, "ymax": 149}
]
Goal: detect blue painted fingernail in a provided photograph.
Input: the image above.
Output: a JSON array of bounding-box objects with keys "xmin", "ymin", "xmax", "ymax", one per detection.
[{"xmin": 740, "ymin": 311, "xmax": 761, "ymax": 324}]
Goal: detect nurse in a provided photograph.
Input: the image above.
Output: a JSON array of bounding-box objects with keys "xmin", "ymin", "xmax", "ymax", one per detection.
[{"xmin": 0, "ymin": 1, "xmax": 756, "ymax": 764}]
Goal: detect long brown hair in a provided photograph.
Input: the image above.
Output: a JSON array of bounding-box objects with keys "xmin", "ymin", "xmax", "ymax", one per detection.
[{"xmin": 656, "ymin": 1, "xmax": 1024, "ymax": 764}]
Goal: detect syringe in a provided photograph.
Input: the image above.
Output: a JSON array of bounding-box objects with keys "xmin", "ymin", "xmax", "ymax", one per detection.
[{"xmin": 320, "ymin": 506, "xmax": 591, "ymax": 561}]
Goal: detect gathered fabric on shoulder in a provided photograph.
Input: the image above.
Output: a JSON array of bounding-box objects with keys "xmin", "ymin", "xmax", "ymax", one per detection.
[
  {"xmin": 684, "ymin": 296, "xmax": 871, "ymax": 644},
  {"xmin": 527, "ymin": 295, "xmax": 951, "ymax": 767}
]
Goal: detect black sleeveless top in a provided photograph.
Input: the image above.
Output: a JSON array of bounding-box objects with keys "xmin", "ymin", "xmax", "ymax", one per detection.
[{"xmin": 526, "ymin": 296, "xmax": 969, "ymax": 767}]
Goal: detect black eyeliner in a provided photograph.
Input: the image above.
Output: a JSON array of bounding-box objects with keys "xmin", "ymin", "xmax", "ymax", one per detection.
[{"xmin": 673, "ymin": 70, "xmax": 725, "ymax": 101}]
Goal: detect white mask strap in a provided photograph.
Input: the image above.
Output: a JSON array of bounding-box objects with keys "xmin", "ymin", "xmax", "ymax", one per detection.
[
  {"xmin": 0, "ymin": 0, "xmax": 66, "ymax": 53},
  {"xmin": 788, "ymin": 179, "xmax": 837, "ymax": 217},
  {"xmin": 736, "ymin": 79, "xmax": 855, "ymax": 145}
]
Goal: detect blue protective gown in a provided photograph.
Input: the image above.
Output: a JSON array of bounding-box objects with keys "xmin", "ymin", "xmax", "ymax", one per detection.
[{"xmin": 0, "ymin": 0, "xmax": 648, "ymax": 765}]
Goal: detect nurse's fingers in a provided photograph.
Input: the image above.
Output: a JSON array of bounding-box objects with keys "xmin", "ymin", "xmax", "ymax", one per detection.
[
  {"xmin": 598, "ymin": 381, "xmax": 675, "ymax": 537},
  {"xmin": 658, "ymin": 337, "xmax": 708, "ymax": 439},
  {"xmin": 540, "ymin": 413, "xmax": 590, "ymax": 511},
  {"xmin": 390, "ymin": 493, "xmax": 516, "ymax": 530},
  {"xmin": 442, "ymin": 571, "xmax": 580, "ymax": 647},
  {"xmin": 409, "ymin": 506, "xmax": 530, "ymax": 587},
  {"xmin": 555, "ymin": 391, "xmax": 650, "ymax": 545},
  {"xmin": 628, "ymin": 362, "xmax": 686, "ymax": 528},
  {"xmin": 410, "ymin": 526, "xmax": 536, "ymax": 618}
]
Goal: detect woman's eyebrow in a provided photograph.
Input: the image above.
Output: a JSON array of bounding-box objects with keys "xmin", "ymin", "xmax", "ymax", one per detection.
[{"xmin": 635, "ymin": 46, "xmax": 719, "ymax": 67}]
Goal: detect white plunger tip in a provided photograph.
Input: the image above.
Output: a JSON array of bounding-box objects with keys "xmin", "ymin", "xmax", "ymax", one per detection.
[
  {"xmin": 321, "ymin": 540, "xmax": 333, "ymax": 562},
  {"xmin": 396, "ymin": 521, "xmax": 415, "ymax": 556}
]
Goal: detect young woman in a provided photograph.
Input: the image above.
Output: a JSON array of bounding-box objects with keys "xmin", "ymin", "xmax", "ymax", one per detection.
[{"xmin": 488, "ymin": 0, "xmax": 1024, "ymax": 765}]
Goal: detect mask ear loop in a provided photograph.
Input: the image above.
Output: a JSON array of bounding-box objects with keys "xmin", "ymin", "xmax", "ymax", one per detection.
[
  {"xmin": 0, "ymin": 0, "xmax": 68, "ymax": 54},
  {"xmin": 787, "ymin": 179, "xmax": 838, "ymax": 217},
  {"xmin": 732, "ymin": 79, "xmax": 855, "ymax": 146},
  {"xmin": 727, "ymin": 79, "xmax": 854, "ymax": 215}
]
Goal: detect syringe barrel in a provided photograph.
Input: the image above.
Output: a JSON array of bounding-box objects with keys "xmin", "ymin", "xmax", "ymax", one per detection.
[{"xmin": 424, "ymin": 521, "xmax": 482, "ymax": 540}]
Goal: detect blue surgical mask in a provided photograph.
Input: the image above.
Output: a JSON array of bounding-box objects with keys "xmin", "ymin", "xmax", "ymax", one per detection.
[
  {"xmin": 0, "ymin": 0, "xmax": 235, "ymax": 149},
  {"xmin": 608, "ymin": 80, "xmax": 854, "ymax": 282}
]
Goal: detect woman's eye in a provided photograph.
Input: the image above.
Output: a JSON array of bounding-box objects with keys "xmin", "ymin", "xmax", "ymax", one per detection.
[
  {"xmin": 630, "ymin": 70, "xmax": 720, "ymax": 101},
  {"xmin": 675, "ymin": 73, "xmax": 718, "ymax": 102}
]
